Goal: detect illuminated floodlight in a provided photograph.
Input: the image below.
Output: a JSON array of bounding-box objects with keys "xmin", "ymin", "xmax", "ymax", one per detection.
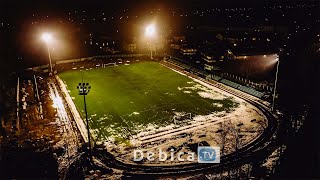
[
  {"xmin": 145, "ymin": 24, "xmax": 156, "ymax": 38},
  {"xmin": 41, "ymin": 32, "xmax": 54, "ymax": 73},
  {"xmin": 41, "ymin": 32, "xmax": 53, "ymax": 43}
]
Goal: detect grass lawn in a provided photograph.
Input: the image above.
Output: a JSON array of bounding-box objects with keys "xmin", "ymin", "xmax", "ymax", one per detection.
[{"xmin": 58, "ymin": 61, "xmax": 239, "ymax": 141}]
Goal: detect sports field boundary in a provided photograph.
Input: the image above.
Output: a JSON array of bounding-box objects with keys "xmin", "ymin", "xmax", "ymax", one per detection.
[{"xmin": 54, "ymin": 60, "xmax": 279, "ymax": 174}]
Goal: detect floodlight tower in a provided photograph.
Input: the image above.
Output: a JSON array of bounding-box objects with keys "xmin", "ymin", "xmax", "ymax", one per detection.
[
  {"xmin": 271, "ymin": 54, "xmax": 280, "ymax": 112},
  {"xmin": 77, "ymin": 82, "xmax": 93, "ymax": 161},
  {"xmin": 41, "ymin": 33, "xmax": 54, "ymax": 74},
  {"xmin": 145, "ymin": 24, "xmax": 156, "ymax": 59}
]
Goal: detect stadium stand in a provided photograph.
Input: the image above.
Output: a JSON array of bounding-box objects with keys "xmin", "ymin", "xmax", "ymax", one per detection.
[
  {"xmin": 217, "ymin": 79, "xmax": 265, "ymax": 98},
  {"xmin": 220, "ymin": 79, "xmax": 240, "ymax": 89},
  {"xmin": 238, "ymin": 85, "xmax": 265, "ymax": 98},
  {"xmin": 212, "ymin": 76, "xmax": 222, "ymax": 81},
  {"xmin": 206, "ymin": 75, "xmax": 221, "ymax": 81},
  {"xmin": 167, "ymin": 58, "xmax": 266, "ymax": 99}
]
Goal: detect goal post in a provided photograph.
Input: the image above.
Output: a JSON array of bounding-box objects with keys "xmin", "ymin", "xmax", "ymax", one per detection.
[
  {"xmin": 103, "ymin": 63, "xmax": 116, "ymax": 68},
  {"xmin": 173, "ymin": 112, "xmax": 192, "ymax": 125}
]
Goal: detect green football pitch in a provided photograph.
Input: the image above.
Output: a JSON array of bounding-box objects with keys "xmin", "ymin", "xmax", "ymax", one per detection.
[{"xmin": 59, "ymin": 61, "xmax": 239, "ymax": 141}]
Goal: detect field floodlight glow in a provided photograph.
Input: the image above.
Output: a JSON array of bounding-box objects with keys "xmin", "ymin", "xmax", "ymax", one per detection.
[
  {"xmin": 41, "ymin": 32, "xmax": 54, "ymax": 73},
  {"xmin": 145, "ymin": 24, "xmax": 156, "ymax": 38},
  {"xmin": 145, "ymin": 23, "xmax": 157, "ymax": 59},
  {"xmin": 41, "ymin": 32, "xmax": 53, "ymax": 44}
]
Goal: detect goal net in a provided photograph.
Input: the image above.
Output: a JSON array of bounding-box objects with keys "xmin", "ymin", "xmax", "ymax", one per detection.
[
  {"xmin": 173, "ymin": 112, "xmax": 192, "ymax": 125},
  {"xmin": 103, "ymin": 63, "xmax": 116, "ymax": 68}
]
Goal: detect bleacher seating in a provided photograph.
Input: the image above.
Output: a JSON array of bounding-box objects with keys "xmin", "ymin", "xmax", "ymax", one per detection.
[
  {"xmin": 220, "ymin": 79, "xmax": 240, "ymax": 89},
  {"xmin": 206, "ymin": 75, "xmax": 221, "ymax": 81},
  {"xmin": 218, "ymin": 78, "xmax": 265, "ymax": 98},
  {"xmin": 212, "ymin": 76, "xmax": 221, "ymax": 81},
  {"xmin": 168, "ymin": 58, "xmax": 265, "ymax": 99},
  {"xmin": 238, "ymin": 85, "xmax": 265, "ymax": 98},
  {"xmin": 180, "ymin": 64, "xmax": 190, "ymax": 69}
]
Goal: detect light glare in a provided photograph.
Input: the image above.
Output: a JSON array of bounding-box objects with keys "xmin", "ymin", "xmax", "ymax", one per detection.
[
  {"xmin": 42, "ymin": 33, "xmax": 53, "ymax": 43},
  {"xmin": 145, "ymin": 24, "xmax": 156, "ymax": 37}
]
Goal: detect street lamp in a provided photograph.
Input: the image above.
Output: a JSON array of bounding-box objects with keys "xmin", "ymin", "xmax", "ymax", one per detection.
[
  {"xmin": 271, "ymin": 54, "xmax": 280, "ymax": 111},
  {"xmin": 41, "ymin": 32, "xmax": 53, "ymax": 74},
  {"xmin": 145, "ymin": 24, "xmax": 156, "ymax": 59},
  {"xmin": 77, "ymin": 82, "xmax": 93, "ymax": 161}
]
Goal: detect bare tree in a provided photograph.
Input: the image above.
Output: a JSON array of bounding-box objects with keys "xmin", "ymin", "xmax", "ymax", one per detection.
[
  {"xmin": 228, "ymin": 120, "xmax": 241, "ymax": 152},
  {"xmin": 217, "ymin": 121, "xmax": 228, "ymax": 156}
]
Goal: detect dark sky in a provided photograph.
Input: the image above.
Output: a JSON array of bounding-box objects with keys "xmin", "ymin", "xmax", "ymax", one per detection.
[
  {"xmin": 1, "ymin": 0, "xmax": 266, "ymax": 12},
  {"xmin": 0, "ymin": 0, "xmax": 268, "ymax": 23}
]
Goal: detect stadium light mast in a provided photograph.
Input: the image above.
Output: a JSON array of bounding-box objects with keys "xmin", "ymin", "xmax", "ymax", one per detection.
[
  {"xmin": 77, "ymin": 82, "xmax": 93, "ymax": 161},
  {"xmin": 145, "ymin": 23, "xmax": 156, "ymax": 59},
  {"xmin": 41, "ymin": 32, "xmax": 54, "ymax": 74},
  {"xmin": 271, "ymin": 54, "xmax": 280, "ymax": 112}
]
